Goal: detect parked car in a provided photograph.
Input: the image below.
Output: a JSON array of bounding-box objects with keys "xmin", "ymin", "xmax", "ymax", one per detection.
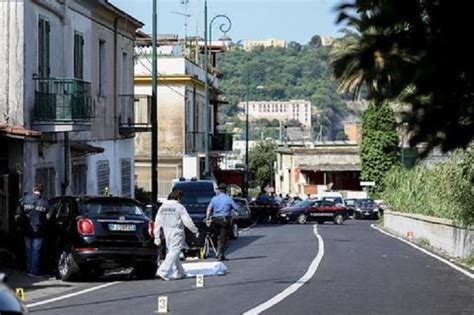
[
  {"xmin": 353, "ymin": 198, "xmax": 380, "ymax": 220},
  {"xmin": 0, "ymin": 277, "xmax": 27, "ymax": 315},
  {"xmin": 277, "ymin": 199, "xmax": 348, "ymax": 225},
  {"xmin": 232, "ymin": 197, "xmax": 252, "ymax": 227},
  {"xmin": 172, "ymin": 179, "xmax": 239, "ymax": 258},
  {"xmin": 44, "ymin": 196, "xmax": 158, "ymax": 281},
  {"xmin": 344, "ymin": 198, "xmax": 358, "ymax": 217}
]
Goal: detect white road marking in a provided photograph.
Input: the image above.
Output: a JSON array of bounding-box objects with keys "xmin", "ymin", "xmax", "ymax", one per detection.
[
  {"xmin": 26, "ymin": 281, "xmax": 121, "ymax": 308},
  {"xmin": 240, "ymin": 222, "xmax": 257, "ymax": 233},
  {"xmin": 371, "ymin": 224, "xmax": 474, "ymax": 280},
  {"xmin": 243, "ymin": 224, "xmax": 324, "ymax": 315}
]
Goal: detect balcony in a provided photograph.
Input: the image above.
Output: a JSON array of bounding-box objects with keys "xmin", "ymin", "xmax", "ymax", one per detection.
[
  {"xmin": 119, "ymin": 95, "xmax": 152, "ymax": 134},
  {"xmin": 211, "ymin": 133, "xmax": 233, "ymax": 152},
  {"xmin": 33, "ymin": 77, "xmax": 92, "ymax": 132},
  {"xmin": 185, "ymin": 131, "xmax": 206, "ymax": 154}
]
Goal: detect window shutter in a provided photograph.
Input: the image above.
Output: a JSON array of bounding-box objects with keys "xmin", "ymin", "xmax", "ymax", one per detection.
[
  {"xmin": 79, "ymin": 36, "xmax": 84, "ymax": 79},
  {"xmin": 38, "ymin": 19, "xmax": 44, "ymax": 77},
  {"xmin": 45, "ymin": 20, "xmax": 50, "ymax": 77}
]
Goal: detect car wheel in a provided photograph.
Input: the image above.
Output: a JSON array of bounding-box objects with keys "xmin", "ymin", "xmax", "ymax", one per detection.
[
  {"xmin": 334, "ymin": 213, "xmax": 344, "ymax": 225},
  {"xmin": 135, "ymin": 262, "xmax": 158, "ymax": 280},
  {"xmin": 230, "ymin": 223, "xmax": 239, "ymax": 239},
  {"xmin": 296, "ymin": 213, "xmax": 307, "ymax": 224},
  {"xmin": 57, "ymin": 250, "xmax": 80, "ymax": 281}
]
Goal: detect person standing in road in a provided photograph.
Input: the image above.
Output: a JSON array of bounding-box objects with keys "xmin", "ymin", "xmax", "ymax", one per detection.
[
  {"xmin": 206, "ymin": 183, "xmax": 238, "ymax": 261},
  {"xmin": 15, "ymin": 184, "xmax": 52, "ymax": 278},
  {"xmin": 153, "ymin": 189, "xmax": 199, "ymax": 281}
]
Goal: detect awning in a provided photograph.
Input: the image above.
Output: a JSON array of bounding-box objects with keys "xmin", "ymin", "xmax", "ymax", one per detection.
[
  {"xmin": 298, "ymin": 164, "xmax": 361, "ymax": 172},
  {"xmin": 71, "ymin": 142, "xmax": 104, "ymax": 157},
  {"xmin": 0, "ymin": 124, "xmax": 41, "ymax": 139}
]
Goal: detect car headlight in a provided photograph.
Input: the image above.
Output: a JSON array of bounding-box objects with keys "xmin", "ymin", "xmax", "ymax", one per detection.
[
  {"xmin": 355, "ymin": 207, "xmax": 362, "ymax": 212},
  {"xmin": 373, "ymin": 208, "xmax": 379, "ymax": 212}
]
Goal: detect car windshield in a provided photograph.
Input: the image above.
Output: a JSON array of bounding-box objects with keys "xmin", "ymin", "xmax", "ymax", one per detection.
[
  {"xmin": 234, "ymin": 199, "xmax": 247, "ymax": 207},
  {"xmin": 345, "ymin": 199, "xmax": 356, "ymax": 205},
  {"xmin": 323, "ymin": 197, "xmax": 343, "ymax": 204},
  {"xmin": 292, "ymin": 200, "xmax": 313, "ymax": 208},
  {"xmin": 356, "ymin": 199, "xmax": 375, "ymax": 206},
  {"xmin": 80, "ymin": 200, "xmax": 145, "ymax": 217}
]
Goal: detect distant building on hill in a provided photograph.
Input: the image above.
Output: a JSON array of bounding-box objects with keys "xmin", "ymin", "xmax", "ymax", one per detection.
[
  {"xmin": 244, "ymin": 39, "xmax": 287, "ymax": 51},
  {"xmin": 321, "ymin": 36, "xmax": 336, "ymax": 47},
  {"xmin": 238, "ymin": 100, "xmax": 312, "ymax": 130}
]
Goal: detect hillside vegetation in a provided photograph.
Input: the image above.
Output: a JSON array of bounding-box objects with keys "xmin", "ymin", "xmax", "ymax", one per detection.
[{"xmin": 218, "ymin": 44, "xmax": 351, "ymax": 140}]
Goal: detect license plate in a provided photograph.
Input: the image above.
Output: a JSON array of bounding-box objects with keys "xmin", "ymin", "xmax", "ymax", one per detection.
[{"xmin": 108, "ymin": 224, "xmax": 136, "ymax": 231}]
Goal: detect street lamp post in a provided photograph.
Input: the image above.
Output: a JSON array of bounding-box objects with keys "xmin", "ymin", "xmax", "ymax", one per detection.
[
  {"xmin": 151, "ymin": 0, "xmax": 158, "ymax": 202},
  {"xmin": 203, "ymin": 0, "xmax": 231, "ymax": 177},
  {"xmin": 244, "ymin": 58, "xmax": 250, "ymax": 197}
]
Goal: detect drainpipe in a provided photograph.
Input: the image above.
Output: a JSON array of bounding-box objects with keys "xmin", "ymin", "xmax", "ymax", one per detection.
[
  {"xmin": 113, "ymin": 18, "xmax": 118, "ymax": 195},
  {"xmin": 61, "ymin": 132, "xmax": 69, "ymax": 195}
]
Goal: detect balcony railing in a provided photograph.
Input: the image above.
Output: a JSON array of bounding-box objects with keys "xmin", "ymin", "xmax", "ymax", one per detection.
[
  {"xmin": 119, "ymin": 94, "xmax": 152, "ymax": 132},
  {"xmin": 211, "ymin": 132, "xmax": 233, "ymax": 151},
  {"xmin": 185, "ymin": 132, "xmax": 233, "ymax": 153},
  {"xmin": 185, "ymin": 131, "xmax": 206, "ymax": 154},
  {"xmin": 33, "ymin": 77, "xmax": 92, "ymax": 122}
]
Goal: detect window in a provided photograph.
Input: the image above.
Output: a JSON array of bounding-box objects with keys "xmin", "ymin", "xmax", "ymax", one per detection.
[
  {"xmin": 74, "ymin": 32, "xmax": 84, "ymax": 79},
  {"xmin": 99, "ymin": 40, "xmax": 106, "ymax": 95},
  {"xmin": 121, "ymin": 159, "xmax": 132, "ymax": 197},
  {"xmin": 57, "ymin": 201, "xmax": 72, "ymax": 219},
  {"xmin": 35, "ymin": 167, "xmax": 55, "ymax": 198},
  {"xmin": 71, "ymin": 162, "xmax": 87, "ymax": 195},
  {"xmin": 38, "ymin": 17, "xmax": 50, "ymax": 77},
  {"xmin": 121, "ymin": 51, "xmax": 129, "ymax": 93},
  {"xmin": 96, "ymin": 160, "xmax": 110, "ymax": 195}
]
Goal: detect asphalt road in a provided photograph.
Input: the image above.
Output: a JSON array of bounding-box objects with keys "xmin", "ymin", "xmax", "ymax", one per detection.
[{"xmin": 28, "ymin": 220, "xmax": 474, "ymax": 315}]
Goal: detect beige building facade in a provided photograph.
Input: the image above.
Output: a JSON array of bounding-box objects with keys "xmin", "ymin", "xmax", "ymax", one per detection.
[
  {"xmin": 239, "ymin": 100, "xmax": 312, "ymax": 130},
  {"xmin": 244, "ymin": 39, "xmax": 287, "ymax": 51}
]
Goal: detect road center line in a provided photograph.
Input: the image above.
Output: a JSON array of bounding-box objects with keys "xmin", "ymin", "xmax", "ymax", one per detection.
[
  {"xmin": 243, "ymin": 224, "xmax": 325, "ymax": 315},
  {"xmin": 371, "ymin": 224, "xmax": 474, "ymax": 280},
  {"xmin": 26, "ymin": 281, "xmax": 121, "ymax": 309}
]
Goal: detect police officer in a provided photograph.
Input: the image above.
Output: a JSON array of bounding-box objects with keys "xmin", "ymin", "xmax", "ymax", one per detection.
[
  {"xmin": 206, "ymin": 183, "xmax": 238, "ymax": 261},
  {"xmin": 153, "ymin": 189, "xmax": 199, "ymax": 281},
  {"xmin": 15, "ymin": 184, "xmax": 52, "ymax": 278}
]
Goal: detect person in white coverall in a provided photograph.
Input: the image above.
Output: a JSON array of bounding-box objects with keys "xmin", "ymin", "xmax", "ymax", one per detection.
[{"xmin": 153, "ymin": 189, "xmax": 199, "ymax": 281}]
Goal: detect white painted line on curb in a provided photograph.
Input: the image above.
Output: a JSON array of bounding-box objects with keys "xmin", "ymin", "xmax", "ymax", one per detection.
[
  {"xmin": 26, "ymin": 281, "xmax": 121, "ymax": 308},
  {"xmin": 240, "ymin": 222, "xmax": 257, "ymax": 233},
  {"xmin": 243, "ymin": 224, "xmax": 325, "ymax": 315},
  {"xmin": 371, "ymin": 224, "xmax": 474, "ymax": 280}
]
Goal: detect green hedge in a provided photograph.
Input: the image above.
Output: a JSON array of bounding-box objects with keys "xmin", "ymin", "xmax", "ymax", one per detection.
[{"xmin": 382, "ymin": 150, "xmax": 474, "ymax": 226}]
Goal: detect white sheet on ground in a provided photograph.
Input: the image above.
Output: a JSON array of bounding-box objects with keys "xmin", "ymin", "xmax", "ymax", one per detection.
[{"xmin": 182, "ymin": 261, "xmax": 228, "ymax": 277}]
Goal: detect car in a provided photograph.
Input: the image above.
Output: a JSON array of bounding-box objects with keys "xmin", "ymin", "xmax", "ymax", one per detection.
[
  {"xmin": 44, "ymin": 196, "xmax": 158, "ymax": 281},
  {"xmin": 172, "ymin": 179, "xmax": 239, "ymax": 257},
  {"xmin": 0, "ymin": 276, "xmax": 27, "ymax": 315},
  {"xmin": 277, "ymin": 199, "xmax": 348, "ymax": 225},
  {"xmin": 232, "ymin": 197, "xmax": 252, "ymax": 227},
  {"xmin": 353, "ymin": 198, "xmax": 380, "ymax": 220},
  {"xmin": 344, "ymin": 198, "xmax": 358, "ymax": 217}
]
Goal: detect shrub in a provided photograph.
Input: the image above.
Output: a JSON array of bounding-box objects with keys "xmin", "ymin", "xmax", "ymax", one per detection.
[{"xmin": 382, "ymin": 150, "xmax": 474, "ymax": 226}]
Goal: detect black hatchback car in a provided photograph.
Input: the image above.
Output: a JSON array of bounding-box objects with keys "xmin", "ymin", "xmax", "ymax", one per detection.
[{"xmin": 44, "ymin": 196, "xmax": 158, "ymax": 281}]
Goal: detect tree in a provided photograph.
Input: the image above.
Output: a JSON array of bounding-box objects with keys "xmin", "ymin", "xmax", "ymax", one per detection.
[
  {"xmin": 335, "ymin": 0, "xmax": 474, "ymax": 153},
  {"xmin": 309, "ymin": 35, "xmax": 322, "ymax": 47},
  {"xmin": 248, "ymin": 141, "xmax": 277, "ymax": 189},
  {"xmin": 360, "ymin": 102, "xmax": 399, "ymax": 193}
]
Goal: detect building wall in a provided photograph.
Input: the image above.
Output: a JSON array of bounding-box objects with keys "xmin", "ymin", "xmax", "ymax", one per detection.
[
  {"xmin": 244, "ymin": 39, "xmax": 287, "ymax": 51},
  {"xmin": 0, "ymin": 0, "xmax": 26, "ymax": 127},
  {"xmin": 239, "ymin": 100, "xmax": 312, "ymax": 129}
]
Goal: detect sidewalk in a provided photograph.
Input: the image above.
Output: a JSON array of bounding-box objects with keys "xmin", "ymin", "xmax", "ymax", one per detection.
[{"xmin": 0, "ymin": 248, "xmax": 93, "ymax": 304}]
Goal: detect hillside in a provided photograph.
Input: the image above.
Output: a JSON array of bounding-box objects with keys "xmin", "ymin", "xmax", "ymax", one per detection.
[{"xmin": 217, "ymin": 44, "xmax": 352, "ymax": 140}]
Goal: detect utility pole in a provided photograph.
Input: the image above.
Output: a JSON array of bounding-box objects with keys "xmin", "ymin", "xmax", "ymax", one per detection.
[
  {"xmin": 203, "ymin": 0, "xmax": 210, "ymax": 177},
  {"xmin": 151, "ymin": 0, "xmax": 158, "ymax": 201}
]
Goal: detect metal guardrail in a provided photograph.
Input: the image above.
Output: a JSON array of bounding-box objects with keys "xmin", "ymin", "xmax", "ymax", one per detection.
[
  {"xmin": 33, "ymin": 77, "xmax": 92, "ymax": 121},
  {"xmin": 119, "ymin": 94, "xmax": 152, "ymax": 132}
]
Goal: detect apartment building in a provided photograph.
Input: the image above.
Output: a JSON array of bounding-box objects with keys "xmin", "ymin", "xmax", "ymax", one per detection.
[
  {"xmin": 238, "ymin": 100, "xmax": 312, "ymax": 130},
  {"xmin": 134, "ymin": 40, "xmax": 232, "ymax": 198},
  {"xmin": 244, "ymin": 39, "xmax": 287, "ymax": 51},
  {"xmin": 0, "ymin": 0, "xmax": 143, "ymax": 236}
]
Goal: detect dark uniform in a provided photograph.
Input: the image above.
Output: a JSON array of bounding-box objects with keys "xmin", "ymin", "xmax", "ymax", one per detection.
[{"xmin": 16, "ymin": 192, "xmax": 51, "ymax": 276}]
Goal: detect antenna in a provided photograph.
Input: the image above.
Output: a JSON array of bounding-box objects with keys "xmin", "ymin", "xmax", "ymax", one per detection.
[{"xmin": 171, "ymin": 0, "xmax": 191, "ymax": 46}]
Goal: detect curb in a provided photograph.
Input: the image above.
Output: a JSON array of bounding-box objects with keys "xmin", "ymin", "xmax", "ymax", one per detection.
[{"xmin": 371, "ymin": 224, "xmax": 474, "ymax": 280}]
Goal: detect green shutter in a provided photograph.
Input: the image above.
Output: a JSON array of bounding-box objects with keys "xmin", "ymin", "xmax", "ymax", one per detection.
[
  {"xmin": 45, "ymin": 20, "xmax": 50, "ymax": 77},
  {"xmin": 38, "ymin": 18, "xmax": 44, "ymax": 77}
]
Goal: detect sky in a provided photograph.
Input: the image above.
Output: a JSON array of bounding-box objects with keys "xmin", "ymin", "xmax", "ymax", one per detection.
[{"xmin": 110, "ymin": 0, "xmax": 344, "ymax": 44}]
